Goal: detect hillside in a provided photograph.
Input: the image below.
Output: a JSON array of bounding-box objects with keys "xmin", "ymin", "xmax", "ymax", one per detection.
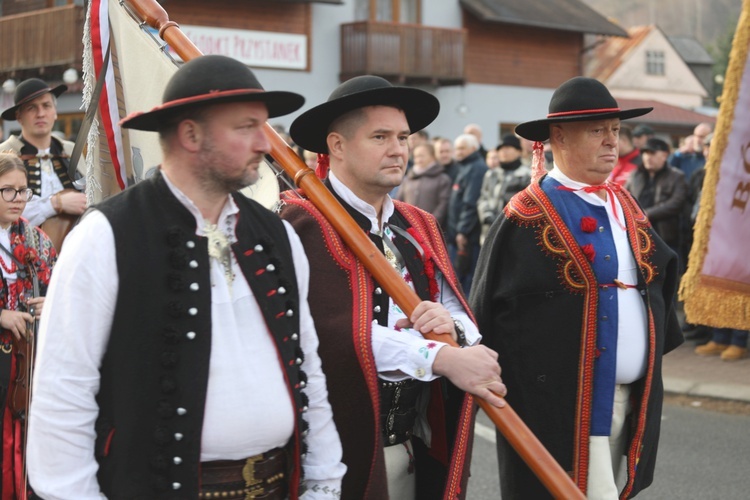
[{"xmin": 581, "ymin": 0, "xmax": 741, "ymax": 46}]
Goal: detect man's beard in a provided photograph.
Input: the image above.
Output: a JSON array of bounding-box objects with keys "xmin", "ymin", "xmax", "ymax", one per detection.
[{"xmin": 197, "ymin": 141, "xmax": 260, "ymax": 194}]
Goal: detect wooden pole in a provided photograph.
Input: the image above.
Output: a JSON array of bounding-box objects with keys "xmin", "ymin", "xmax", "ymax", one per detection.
[{"xmin": 123, "ymin": 1, "xmax": 584, "ymax": 497}]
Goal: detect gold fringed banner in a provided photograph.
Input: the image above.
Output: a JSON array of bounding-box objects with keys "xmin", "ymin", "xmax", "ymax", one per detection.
[{"xmin": 679, "ymin": 0, "xmax": 750, "ymax": 330}]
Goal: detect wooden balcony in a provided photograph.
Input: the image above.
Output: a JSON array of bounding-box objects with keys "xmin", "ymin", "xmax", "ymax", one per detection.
[
  {"xmin": 0, "ymin": 5, "xmax": 85, "ymax": 76},
  {"xmin": 340, "ymin": 21, "xmax": 466, "ymax": 85}
]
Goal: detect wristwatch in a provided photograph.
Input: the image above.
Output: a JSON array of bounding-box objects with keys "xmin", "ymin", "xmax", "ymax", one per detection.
[{"xmin": 452, "ymin": 318, "xmax": 467, "ymax": 347}]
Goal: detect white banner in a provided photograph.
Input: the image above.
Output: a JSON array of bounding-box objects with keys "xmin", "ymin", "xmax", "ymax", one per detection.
[{"xmin": 178, "ymin": 25, "xmax": 307, "ymax": 70}]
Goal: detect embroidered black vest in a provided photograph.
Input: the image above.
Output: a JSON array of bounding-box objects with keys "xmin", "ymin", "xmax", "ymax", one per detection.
[
  {"xmin": 16, "ymin": 136, "xmax": 77, "ymax": 196},
  {"xmin": 94, "ymin": 172, "xmax": 307, "ymax": 498}
]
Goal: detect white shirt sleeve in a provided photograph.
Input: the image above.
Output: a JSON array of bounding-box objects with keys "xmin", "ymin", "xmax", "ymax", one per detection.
[
  {"xmin": 373, "ymin": 273, "xmax": 481, "ymax": 382},
  {"xmin": 27, "ymin": 210, "xmax": 116, "ymax": 499},
  {"xmin": 283, "ymin": 222, "xmax": 346, "ymax": 499},
  {"xmin": 22, "ymin": 194, "xmax": 57, "ymax": 227}
]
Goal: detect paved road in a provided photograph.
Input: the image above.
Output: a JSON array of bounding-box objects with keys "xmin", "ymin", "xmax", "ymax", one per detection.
[{"xmin": 467, "ymin": 400, "xmax": 750, "ymax": 499}]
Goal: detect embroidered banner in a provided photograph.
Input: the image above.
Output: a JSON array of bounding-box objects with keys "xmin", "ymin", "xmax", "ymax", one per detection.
[
  {"xmin": 680, "ymin": 0, "xmax": 750, "ymax": 329},
  {"xmin": 82, "ymin": 0, "xmax": 280, "ymax": 208},
  {"xmin": 83, "ymin": 0, "xmax": 178, "ymax": 201}
]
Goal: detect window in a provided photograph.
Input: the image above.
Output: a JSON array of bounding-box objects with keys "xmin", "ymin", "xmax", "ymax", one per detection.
[
  {"xmin": 355, "ymin": 0, "xmax": 420, "ymax": 23},
  {"xmin": 646, "ymin": 50, "xmax": 665, "ymax": 76}
]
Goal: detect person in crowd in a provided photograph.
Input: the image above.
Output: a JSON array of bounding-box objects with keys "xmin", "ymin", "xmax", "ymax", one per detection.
[
  {"xmin": 695, "ymin": 328, "xmax": 749, "ymax": 361},
  {"xmin": 682, "ymin": 133, "xmax": 714, "ymax": 343},
  {"xmin": 0, "ymin": 153, "xmax": 56, "ymax": 499},
  {"xmin": 0, "ymin": 78, "xmax": 87, "ymax": 249},
  {"xmin": 435, "ymin": 137, "xmax": 460, "ymax": 182},
  {"xmin": 625, "ymin": 138, "xmax": 689, "ymax": 259},
  {"xmin": 670, "ymin": 122, "xmax": 714, "ymax": 276},
  {"xmin": 476, "ymin": 134, "xmax": 531, "ymax": 243},
  {"xmin": 670, "ymin": 123, "xmax": 713, "ymax": 182},
  {"xmin": 26, "ymin": 55, "xmax": 346, "ymax": 499},
  {"xmin": 279, "ymin": 75, "xmax": 506, "ymax": 499},
  {"xmin": 407, "ymin": 130, "xmax": 429, "ymax": 158},
  {"xmin": 485, "ymin": 148, "xmax": 500, "ymax": 170},
  {"xmin": 471, "ymin": 77, "xmax": 683, "ymax": 499},
  {"xmin": 395, "ymin": 143, "xmax": 451, "ymax": 228},
  {"xmin": 631, "ymin": 124, "xmax": 655, "ymax": 150},
  {"xmin": 463, "ymin": 123, "xmax": 487, "ymax": 159},
  {"xmin": 608, "ymin": 124, "xmax": 642, "ymax": 186},
  {"xmin": 448, "ymin": 134, "xmax": 488, "ymax": 294}
]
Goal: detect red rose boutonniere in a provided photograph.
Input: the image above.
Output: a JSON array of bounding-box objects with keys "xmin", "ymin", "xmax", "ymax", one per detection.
[{"xmin": 581, "ymin": 216, "xmax": 597, "ymax": 233}]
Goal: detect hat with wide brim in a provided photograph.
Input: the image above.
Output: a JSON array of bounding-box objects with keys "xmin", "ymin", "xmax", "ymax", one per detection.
[
  {"xmin": 1, "ymin": 78, "xmax": 67, "ymax": 121},
  {"xmin": 515, "ymin": 77, "xmax": 652, "ymax": 142},
  {"xmin": 290, "ymin": 75, "xmax": 439, "ymax": 154},
  {"xmin": 120, "ymin": 55, "xmax": 304, "ymax": 131}
]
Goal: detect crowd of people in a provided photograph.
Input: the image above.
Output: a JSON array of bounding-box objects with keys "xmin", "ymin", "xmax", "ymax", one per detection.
[{"xmin": 0, "ymin": 59, "xmax": 742, "ymax": 500}]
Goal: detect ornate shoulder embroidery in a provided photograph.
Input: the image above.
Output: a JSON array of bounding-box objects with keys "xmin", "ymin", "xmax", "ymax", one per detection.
[
  {"xmin": 505, "ymin": 188, "xmax": 545, "ymax": 224},
  {"xmin": 522, "ymin": 184, "xmax": 591, "ymax": 294}
]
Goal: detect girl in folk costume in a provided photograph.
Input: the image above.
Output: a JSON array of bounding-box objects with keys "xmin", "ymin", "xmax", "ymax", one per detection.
[{"xmin": 0, "ymin": 153, "xmax": 56, "ymax": 499}]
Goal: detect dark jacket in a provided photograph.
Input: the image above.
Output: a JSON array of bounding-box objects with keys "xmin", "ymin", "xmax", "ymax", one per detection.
[
  {"xmin": 625, "ymin": 165, "xmax": 688, "ymax": 246},
  {"xmin": 470, "ymin": 177, "xmax": 683, "ymax": 499},
  {"xmin": 446, "ymin": 151, "xmax": 488, "ymax": 244}
]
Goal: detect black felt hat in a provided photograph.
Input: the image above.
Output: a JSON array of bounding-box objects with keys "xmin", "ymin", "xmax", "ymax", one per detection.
[
  {"xmin": 497, "ymin": 134, "xmax": 522, "ymax": 151},
  {"xmin": 120, "ymin": 55, "xmax": 304, "ymax": 131},
  {"xmin": 290, "ymin": 75, "xmax": 440, "ymax": 154},
  {"xmin": 633, "ymin": 125, "xmax": 655, "ymax": 137},
  {"xmin": 1, "ymin": 78, "xmax": 67, "ymax": 121},
  {"xmin": 515, "ymin": 77, "xmax": 652, "ymax": 142},
  {"xmin": 641, "ymin": 137, "xmax": 671, "ymax": 153}
]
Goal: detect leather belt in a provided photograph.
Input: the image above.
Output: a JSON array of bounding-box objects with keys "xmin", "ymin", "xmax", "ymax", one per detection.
[
  {"xmin": 380, "ymin": 379, "xmax": 424, "ymax": 447},
  {"xmin": 199, "ymin": 448, "xmax": 287, "ymax": 500}
]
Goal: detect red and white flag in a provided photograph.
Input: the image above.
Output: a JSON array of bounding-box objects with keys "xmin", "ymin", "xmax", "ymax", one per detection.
[
  {"xmin": 680, "ymin": 0, "xmax": 750, "ymax": 330},
  {"xmin": 82, "ymin": 0, "xmax": 280, "ymax": 207},
  {"xmin": 83, "ymin": 0, "xmax": 178, "ymax": 202}
]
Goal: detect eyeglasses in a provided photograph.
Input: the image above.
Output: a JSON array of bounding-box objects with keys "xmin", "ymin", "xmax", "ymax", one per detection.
[{"xmin": 0, "ymin": 188, "xmax": 33, "ymax": 202}]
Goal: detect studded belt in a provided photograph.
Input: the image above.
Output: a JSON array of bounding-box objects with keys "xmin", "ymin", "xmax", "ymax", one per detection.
[
  {"xmin": 199, "ymin": 448, "xmax": 287, "ymax": 499},
  {"xmin": 379, "ymin": 378, "xmax": 424, "ymax": 447}
]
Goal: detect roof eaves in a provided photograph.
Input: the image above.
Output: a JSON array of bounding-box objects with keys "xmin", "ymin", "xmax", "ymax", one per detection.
[{"xmin": 460, "ymin": 0, "xmax": 628, "ymax": 37}]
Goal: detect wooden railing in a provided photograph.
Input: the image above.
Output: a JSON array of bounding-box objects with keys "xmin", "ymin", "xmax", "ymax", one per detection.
[
  {"xmin": 341, "ymin": 21, "xmax": 465, "ymax": 85},
  {"xmin": 0, "ymin": 5, "xmax": 85, "ymax": 73}
]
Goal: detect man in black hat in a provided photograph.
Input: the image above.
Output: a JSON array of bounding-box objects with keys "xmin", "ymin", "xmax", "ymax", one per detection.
[
  {"xmin": 632, "ymin": 124, "xmax": 655, "ymax": 150},
  {"xmin": 471, "ymin": 77, "xmax": 683, "ymax": 499},
  {"xmin": 625, "ymin": 138, "xmax": 689, "ymax": 258},
  {"xmin": 477, "ymin": 133, "xmax": 531, "ymax": 243},
  {"xmin": 279, "ymin": 75, "xmax": 506, "ymax": 499},
  {"xmin": 26, "ymin": 55, "xmax": 345, "ymax": 499},
  {"xmin": 0, "ymin": 79, "xmax": 87, "ymax": 240}
]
